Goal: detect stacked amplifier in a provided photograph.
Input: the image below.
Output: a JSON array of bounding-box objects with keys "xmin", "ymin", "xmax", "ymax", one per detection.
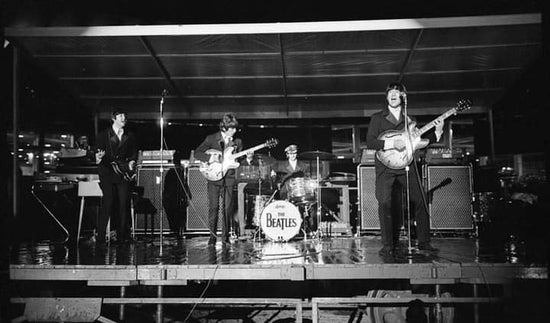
[
  {"xmin": 357, "ymin": 162, "xmax": 473, "ymax": 231},
  {"xmin": 134, "ymin": 150, "xmax": 175, "ymax": 233}
]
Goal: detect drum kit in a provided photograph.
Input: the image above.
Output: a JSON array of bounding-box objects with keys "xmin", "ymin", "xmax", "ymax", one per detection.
[{"xmin": 247, "ymin": 150, "xmax": 336, "ymax": 242}]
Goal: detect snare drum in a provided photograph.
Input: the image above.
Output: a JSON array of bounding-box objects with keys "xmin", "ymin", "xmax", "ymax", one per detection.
[
  {"xmin": 288, "ymin": 177, "xmax": 316, "ymax": 204},
  {"xmin": 260, "ymin": 200, "xmax": 303, "ymax": 241}
]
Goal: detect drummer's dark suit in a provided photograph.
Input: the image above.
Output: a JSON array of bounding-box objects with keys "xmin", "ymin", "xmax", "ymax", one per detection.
[
  {"xmin": 275, "ymin": 160, "xmax": 309, "ymax": 199},
  {"xmin": 195, "ymin": 132, "xmax": 243, "ymax": 244}
]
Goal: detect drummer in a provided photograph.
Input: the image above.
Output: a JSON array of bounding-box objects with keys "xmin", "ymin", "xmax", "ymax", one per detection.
[{"xmin": 275, "ymin": 144, "xmax": 310, "ymax": 199}]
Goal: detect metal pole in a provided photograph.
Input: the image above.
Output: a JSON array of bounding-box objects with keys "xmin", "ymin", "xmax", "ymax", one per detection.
[
  {"xmin": 487, "ymin": 107, "xmax": 496, "ymax": 162},
  {"xmin": 159, "ymin": 91, "xmax": 166, "ymax": 254},
  {"xmin": 435, "ymin": 284, "xmax": 443, "ymax": 323},
  {"xmin": 12, "ymin": 45, "xmax": 19, "ymax": 219},
  {"xmin": 93, "ymin": 111, "xmax": 99, "ymax": 139},
  {"xmin": 119, "ymin": 286, "xmax": 126, "ymax": 321},
  {"xmin": 473, "ymin": 284, "xmax": 479, "ymax": 323},
  {"xmin": 156, "ymin": 285, "xmax": 163, "ymax": 323}
]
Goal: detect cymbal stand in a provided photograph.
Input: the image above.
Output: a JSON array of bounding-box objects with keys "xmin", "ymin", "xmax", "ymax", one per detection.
[
  {"xmin": 251, "ymin": 170, "xmax": 263, "ymax": 241},
  {"xmin": 314, "ymin": 155, "xmax": 324, "ymax": 240},
  {"xmin": 253, "ymin": 188, "xmax": 278, "ymax": 242}
]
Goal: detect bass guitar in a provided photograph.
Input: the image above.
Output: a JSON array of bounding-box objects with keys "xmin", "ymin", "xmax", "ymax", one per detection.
[
  {"xmin": 199, "ymin": 138, "xmax": 279, "ymax": 181},
  {"xmin": 111, "ymin": 160, "xmax": 136, "ymax": 182},
  {"xmin": 376, "ymin": 98, "xmax": 471, "ymax": 169}
]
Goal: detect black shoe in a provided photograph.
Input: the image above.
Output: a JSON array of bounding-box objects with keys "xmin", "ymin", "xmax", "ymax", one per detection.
[
  {"xmin": 393, "ymin": 240, "xmax": 407, "ymax": 250},
  {"xmin": 418, "ymin": 243, "xmax": 439, "ymax": 252},
  {"xmin": 378, "ymin": 246, "xmax": 394, "ymax": 257}
]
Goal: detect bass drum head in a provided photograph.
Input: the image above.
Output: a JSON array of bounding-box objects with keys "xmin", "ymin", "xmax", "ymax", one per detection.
[{"xmin": 260, "ymin": 200, "xmax": 302, "ymax": 242}]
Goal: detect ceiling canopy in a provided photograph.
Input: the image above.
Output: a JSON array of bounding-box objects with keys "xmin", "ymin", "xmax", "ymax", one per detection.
[{"xmin": 4, "ymin": 13, "xmax": 542, "ymax": 121}]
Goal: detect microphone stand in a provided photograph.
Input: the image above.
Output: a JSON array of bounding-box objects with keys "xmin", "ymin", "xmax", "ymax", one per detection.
[
  {"xmin": 158, "ymin": 90, "xmax": 167, "ymax": 254},
  {"xmin": 402, "ymin": 94, "xmax": 417, "ymax": 260}
]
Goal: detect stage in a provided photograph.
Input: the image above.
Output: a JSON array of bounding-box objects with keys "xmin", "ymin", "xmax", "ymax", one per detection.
[{"xmin": 8, "ymin": 232, "xmax": 548, "ymax": 322}]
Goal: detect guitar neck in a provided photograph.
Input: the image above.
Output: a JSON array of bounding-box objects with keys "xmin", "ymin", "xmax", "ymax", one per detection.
[
  {"xmin": 417, "ymin": 108, "xmax": 457, "ymax": 135},
  {"xmin": 232, "ymin": 143, "xmax": 267, "ymax": 159}
]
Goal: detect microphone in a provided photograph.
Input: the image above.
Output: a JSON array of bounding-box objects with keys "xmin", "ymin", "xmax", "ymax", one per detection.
[
  {"xmin": 440, "ymin": 177, "xmax": 452, "ymax": 187},
  {"xmin": 427, "ymin": 177, "xmax": 452, "ymax": 203},
  {"xmin": 161, "ymin": 89, "xmax": 168, "ymax": 97}
]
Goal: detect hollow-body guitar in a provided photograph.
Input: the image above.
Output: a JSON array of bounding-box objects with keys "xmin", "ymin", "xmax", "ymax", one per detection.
[
  {"xmin": 376, "ymin": 99, "xmax": 471, "ymax": 169},
  {"xmin": 199, "ymin": 138, "xmax": 278, "ymax": 181}
]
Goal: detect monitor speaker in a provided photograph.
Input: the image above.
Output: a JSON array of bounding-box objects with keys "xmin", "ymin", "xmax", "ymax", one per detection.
[{"xmin": 427, "ymin": 165, "xmax": 473, "ymax": 230}]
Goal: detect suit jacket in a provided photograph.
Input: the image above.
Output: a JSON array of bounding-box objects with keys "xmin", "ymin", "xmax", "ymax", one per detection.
[
  {"xmin": 195, "ymin": 131, "xmax": 243, "ymax": 185},
  {"xmin": 96, "ymin": 126, "xmax": 138, "ymax": 183},
  {"xmin": 276, "ymin": 159, "xmax": 309, "ymax": 176},
  {"xmin": 366, "ymin": 106, "xmax": 436, "ymax": 175}
]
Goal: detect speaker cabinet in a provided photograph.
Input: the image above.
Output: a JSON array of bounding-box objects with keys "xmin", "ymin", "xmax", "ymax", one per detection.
[
  {"xmin": 358, "ymin": 165, "xmax": 379, "ymax": 230},
  {"xmin": 186, "ymin": 166, "xmax": 223, "ymax": 232},
  {"xmin": 136, "ymin": 166, "xmax": 171, "ymax": 233},
  {"xmin": 427, "ymin": 165, "xmax": 473, "ymax": 230}
]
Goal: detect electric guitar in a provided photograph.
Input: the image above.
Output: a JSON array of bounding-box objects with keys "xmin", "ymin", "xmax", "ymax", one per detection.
[
  {"xmin": 376, "ymin": 98, "xmax": 472, "ymax": 169},
  {"xmin": 199, "ymin": 138, "xmax": 279, "ymax": 181}
]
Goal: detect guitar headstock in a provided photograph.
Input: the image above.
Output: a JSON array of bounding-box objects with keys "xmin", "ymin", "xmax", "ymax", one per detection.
[
  {"xmin": 265, "ymin": 138, "xmax": 279, "ymax": 148},
  {"xmin": 456, "ymin": 98, "xmax": 472, "ymax": 112}
]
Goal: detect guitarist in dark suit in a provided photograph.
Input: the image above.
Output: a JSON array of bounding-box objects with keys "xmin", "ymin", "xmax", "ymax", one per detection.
[
  {"xmin": 366, "ymin": 82, "xmax": 443, "ymax": 257},
  {"xmin": 195, "ymin": 113, "xmax": 243, "ymax": 245},
  {"xmin": 95, "ymin": 109, "xmax": 138, "ymax": 244}
]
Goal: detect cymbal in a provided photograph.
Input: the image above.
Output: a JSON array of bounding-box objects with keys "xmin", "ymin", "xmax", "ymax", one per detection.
[
  {"xmin": 328, "ymin": 172, "xmax": 356, "ymax": 182},
  {"xmin": 299, "ymin": 150, "xmax": 334, "ymax": 160}
]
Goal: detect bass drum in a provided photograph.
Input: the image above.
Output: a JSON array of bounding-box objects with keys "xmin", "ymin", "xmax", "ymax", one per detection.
[{"xmin": 260, "ymin": 200, "xmax": 303, "ymax": 242}]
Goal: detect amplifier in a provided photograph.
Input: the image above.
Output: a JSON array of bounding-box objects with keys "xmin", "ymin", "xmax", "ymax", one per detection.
[
  {"xmin": 425, "ymin": 148, "xmax": 465, "ymax": 165},
  {"xmin": 358, "ymin": 165, "xmax": 379, "ymax": 230},
  {"xmin": 427, "ymin": 165, "xmax": 473, "ymax": 230},
  {"xmin": 135, "ymin": 166, "xmax": 171, "ymax": 233},
  {"xmin": 186, "ymin": 166, "xmax": 223, "ymax": 232},
  {"xmin": 360, "ymin": 149, "xmax": 376, "ymax": 165},
  {"xmin": 138, "ymin": 150, "xmax": 175, "ymax": 165}
]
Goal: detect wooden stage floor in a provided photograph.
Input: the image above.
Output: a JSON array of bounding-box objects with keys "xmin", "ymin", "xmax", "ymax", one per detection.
[
  {"xmin": 9, "ymin": 234, "xmax": 547, "ymax": 283},
  {"xmin": 7, "ymin": 233, "xmax": 549, "ymax": 322}
]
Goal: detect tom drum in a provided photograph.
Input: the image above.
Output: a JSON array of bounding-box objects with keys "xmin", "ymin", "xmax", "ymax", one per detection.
[{"xmin": 288, "ymin": 177, "xmax": 317, "ymax": 204}]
